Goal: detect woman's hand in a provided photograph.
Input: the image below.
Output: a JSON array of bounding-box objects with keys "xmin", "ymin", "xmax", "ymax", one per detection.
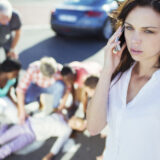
[{"xmin": 103, "ymin": 26, "xmax": 126, "ymax": 75}]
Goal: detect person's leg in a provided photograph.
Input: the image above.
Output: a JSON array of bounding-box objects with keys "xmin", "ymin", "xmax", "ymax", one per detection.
[
  {"xmin": 0, "ymin": 133, "xmax": 35, "ymax": 159},
  {"xmin": 41, "ymin": 114, "xmax": 72, "ymax": 160},
  {"xmin": 45, "ymin": 80, "xmax": 65, "ymax": 109},
  {"xmin": 42, "ymin": 127, "xmax": 72, "ymax": 160},
  {"xmin": 3, "ymin": 37, "xmax": 12, "ymax": 56},
  {"xmin": 26, "ymin": 80, "xmax": 65, "ymax": 109},
  {"xmin": 0, "ymin": 119, "xmax": 33, "ymax": 145},
  {"xmin": 0, "ymin": 119, "xmax": 35, "ymax": 159},
  {"xmin": 0, "ymin": 125, "xmax": 23, "ymax": 145},
  {"xmin": 50, "ymin": 123, "xmax": 72, "ymax": 155},
  {"xmin": 0, "ymin": 124, "xmax": 8, "ymax": 137},
  {"xmin": 25, "ymin": 83, "xmax": 44, "ymax": 104},
  {"xmin": 42, "ymin": 126, "xmax": 72, "ymax": 160}
]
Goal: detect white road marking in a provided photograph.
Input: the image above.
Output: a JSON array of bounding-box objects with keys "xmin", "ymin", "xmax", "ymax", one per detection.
[{"xmin": 61, "ymin": 143, "xmax": 81, "ymax": 160}]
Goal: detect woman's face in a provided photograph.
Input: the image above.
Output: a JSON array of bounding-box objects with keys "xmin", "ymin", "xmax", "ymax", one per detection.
[
  {"xmin": 6, "ymin": 70, "xmax": 19, "ymax": 79},
  {"xmin": 124, "ymin": 6, "xmax": 160, "ymax": 63}
]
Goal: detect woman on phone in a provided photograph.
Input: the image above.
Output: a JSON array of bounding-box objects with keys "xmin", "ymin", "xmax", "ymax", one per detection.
[{"xmin": 87, "ymin": 0, "xmax": 160, "ymax": 160}]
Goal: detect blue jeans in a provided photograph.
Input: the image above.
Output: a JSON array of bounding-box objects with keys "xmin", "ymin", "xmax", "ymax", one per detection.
[{"xmin": 25, "ymin": 80, "xmax": 65, "ymax": 109}]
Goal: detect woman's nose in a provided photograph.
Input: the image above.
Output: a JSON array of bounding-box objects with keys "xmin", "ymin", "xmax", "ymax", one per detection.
[{"xmin": 131, "ymin": 32, "xmax": 142, "ymax": 45}]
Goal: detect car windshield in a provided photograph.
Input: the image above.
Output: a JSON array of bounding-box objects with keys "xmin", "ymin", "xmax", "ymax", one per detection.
[{"xmin": 64, "ymin": 0, "xmax": 98, "ymax": 5}]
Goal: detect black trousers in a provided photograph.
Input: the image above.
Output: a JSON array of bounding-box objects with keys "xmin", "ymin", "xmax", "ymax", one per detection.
[{"xmin": 0, "ymin": 37, "xmax": 12, "ymax": 55}]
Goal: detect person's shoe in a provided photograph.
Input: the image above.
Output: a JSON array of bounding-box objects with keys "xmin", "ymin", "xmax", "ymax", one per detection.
[{"xmin": 42, "ymin": 152, "xmax": 54, "ymax": 160}]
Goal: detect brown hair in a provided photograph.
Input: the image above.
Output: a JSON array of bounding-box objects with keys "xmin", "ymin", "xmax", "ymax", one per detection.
[
  {"xmin": 84, "ymin": 75, "xmax": 99, "ymax": 89},
  {"xmin": 110, "ymin": 0, "xmax": 160, "ymax": 81}
]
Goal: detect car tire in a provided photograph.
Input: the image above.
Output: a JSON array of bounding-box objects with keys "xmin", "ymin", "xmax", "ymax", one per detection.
[
  {"xmin": 51, "ymin": 25, "xmax": 64, "ymax": 37},
  {"xmin": 102, "ymin": 19, "xmax": 113, "ymax": 40},
  {"xmin": 55, "ymin": 32, "xmax": 65, "ymax": 37}
]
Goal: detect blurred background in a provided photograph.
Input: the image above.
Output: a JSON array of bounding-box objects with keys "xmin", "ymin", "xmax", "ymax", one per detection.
[
  {"xmin": 8, "ymin": 0, "xmax": 113, "ymax": 69},
  {"xmin": 0, "ymin": 0, "xmax": 122, "ymax": 159}
]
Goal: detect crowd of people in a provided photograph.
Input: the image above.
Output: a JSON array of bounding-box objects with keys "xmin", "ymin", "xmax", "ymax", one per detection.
[
  {"xmin": 0, "ymin": 0, "xmax": 104, "ymax": 155},
  {"xmin": 0, "ymin": 0, "xmax": 105, "ymax": 159},
  {"xmin": 1, "ymin": 0, "xmax": 159, "ymax": 160},
  {"xmin": 0, "ymin": 56, "xmax": 103, "ymax": 160}
]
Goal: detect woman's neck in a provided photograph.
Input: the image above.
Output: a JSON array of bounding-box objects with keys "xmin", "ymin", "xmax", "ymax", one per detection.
[{"xmin": 133, "ymin": 61, "xmax": 159, "ymax": 78}]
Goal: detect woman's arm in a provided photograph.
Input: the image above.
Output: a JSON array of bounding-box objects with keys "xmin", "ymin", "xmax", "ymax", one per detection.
[
  {"xmin": 86, "ymin": 70, "xmax": 112, "ymax": 136},
  {"xmin": 86, "ymin": 26, "xmax": 126, "ymax": 136}
]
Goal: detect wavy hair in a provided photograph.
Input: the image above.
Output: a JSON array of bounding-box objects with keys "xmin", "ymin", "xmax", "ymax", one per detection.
[{"xmin": 110, "ymin": 0, "xmax": 160, "ymax": 81}]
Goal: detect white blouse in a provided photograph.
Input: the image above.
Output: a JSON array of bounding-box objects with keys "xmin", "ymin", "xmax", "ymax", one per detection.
[{"xmin": 103, "ymin": 64, "xmax": 160, "ymax": 160}]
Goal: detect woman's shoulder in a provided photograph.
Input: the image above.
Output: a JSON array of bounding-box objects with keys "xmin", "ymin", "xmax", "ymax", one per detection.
[
  {"xmin": 110, "ymin": 65, "xmax": 133, "ymax": 89},
  {"xmin": 113, "ymin": 63, "xmax": 136, "ymax": 82},
  {"xmin": 110, "ymin": 72, "xmax": 121, "ymax": 88}
]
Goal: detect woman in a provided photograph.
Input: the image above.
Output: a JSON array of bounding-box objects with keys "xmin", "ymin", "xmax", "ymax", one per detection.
[
  {"xmin": 0, "ymin": 58, "xmax": 21, "ymax": 130},
  {"xmin": 87, "ymin": 0, "xmax": 160, "ymax": 160}
]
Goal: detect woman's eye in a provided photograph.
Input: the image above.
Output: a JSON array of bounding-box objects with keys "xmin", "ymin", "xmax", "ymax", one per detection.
[
  {"xmin": 144, "ymin": 30, "xmax": 154, "ymax": 34},
  {"xmin": 125, "ymin": 26, "xmax": 133, "ymax": 30}
]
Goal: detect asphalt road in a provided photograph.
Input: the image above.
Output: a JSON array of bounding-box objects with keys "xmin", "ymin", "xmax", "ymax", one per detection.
[
  {"xmin": 11, "ymin": 0, "xmax": 106, "ymax": 69},
  {"xmin": 4, "ymin": 0, "xmax": 107, "ymax": 160}
]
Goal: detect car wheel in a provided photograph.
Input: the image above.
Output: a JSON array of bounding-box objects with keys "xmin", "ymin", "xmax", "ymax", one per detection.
[
  {"xmin": 102, "ymin": 19, "xmax": 113, "ymax": 40},
  {"xmin": 55, "ymin": 32, "xmax": 65, "ymax": 37}
]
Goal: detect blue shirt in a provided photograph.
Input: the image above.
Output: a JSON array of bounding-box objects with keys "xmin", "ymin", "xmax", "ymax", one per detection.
[{"xmin": 0, "ymin": 78, "xmax": 16, "ymax": 97}]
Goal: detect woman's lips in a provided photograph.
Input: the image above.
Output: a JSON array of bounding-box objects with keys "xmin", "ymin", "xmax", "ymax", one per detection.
[{"xmin": 130, "ymin": 48, "xmax": 143, "ymax": 55}]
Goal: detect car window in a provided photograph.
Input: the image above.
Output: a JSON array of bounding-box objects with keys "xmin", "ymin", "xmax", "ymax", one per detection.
[{"xmin": 64, "ymin": 0, "xmax": 98, "ymax": 5}]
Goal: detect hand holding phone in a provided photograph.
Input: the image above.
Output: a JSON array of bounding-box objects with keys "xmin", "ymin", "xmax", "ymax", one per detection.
[
  {"xmin": 103, "ymin": 26, "xmax": 126, "ymax": 74},
  {"xmin": 113, "ymin": 25, "xmax": 125, "ymax": 54}
]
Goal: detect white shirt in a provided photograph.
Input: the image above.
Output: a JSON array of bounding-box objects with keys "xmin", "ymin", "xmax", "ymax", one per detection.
[
  {"xmin": 0, "ymin": 97, "xmax": 18, "ymax": 124},
  {"xmin": 103, "ymin": 64, "xmax": 160, "ymax": 160},
  {"xmin": 30, "ymin": 113, "xmax": 67, "ymax": 141}
]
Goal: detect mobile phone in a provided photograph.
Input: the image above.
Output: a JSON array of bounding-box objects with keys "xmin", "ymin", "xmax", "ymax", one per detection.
[{"xmin": 113, "ymin": 25, "xmax": 125, "ymax": 53}]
